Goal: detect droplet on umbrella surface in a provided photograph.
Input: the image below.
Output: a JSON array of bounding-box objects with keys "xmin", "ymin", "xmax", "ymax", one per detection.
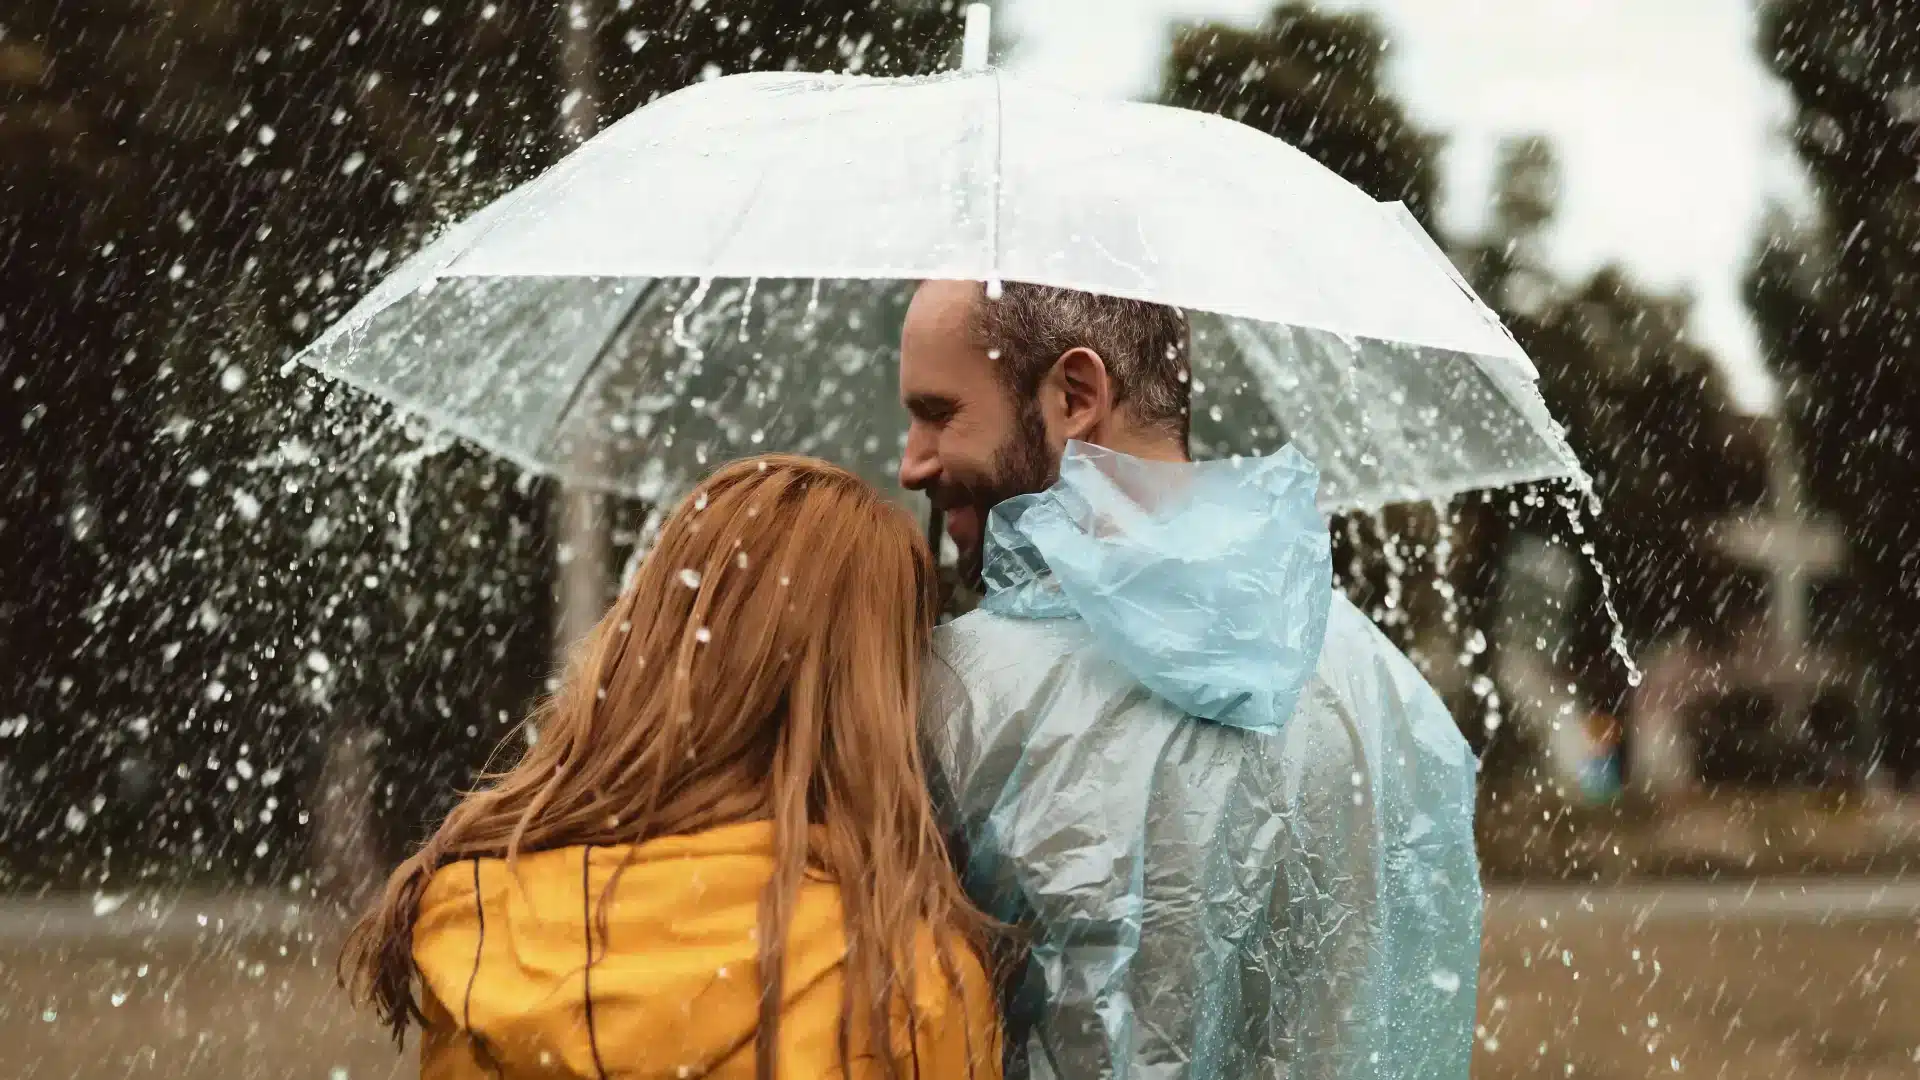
[{"xmin": 679, "ymin": 568, "xmax": 702, "ymax": 589}]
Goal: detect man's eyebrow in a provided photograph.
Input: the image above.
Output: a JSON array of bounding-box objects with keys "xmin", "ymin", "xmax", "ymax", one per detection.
[{"xmin": 904, "ymin": 392, "xmax": 954, "ymax": 414}]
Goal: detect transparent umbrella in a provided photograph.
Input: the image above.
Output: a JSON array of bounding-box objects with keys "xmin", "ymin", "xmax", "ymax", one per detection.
[{"xmin": 297, "ymin": 37, "xmax": 1581, "ymax": 513}]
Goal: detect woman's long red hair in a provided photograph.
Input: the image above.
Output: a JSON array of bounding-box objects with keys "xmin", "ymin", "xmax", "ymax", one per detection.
[{"xmin": 340, "ymin": 454, "xmax": 1000, "ymax": 1080}]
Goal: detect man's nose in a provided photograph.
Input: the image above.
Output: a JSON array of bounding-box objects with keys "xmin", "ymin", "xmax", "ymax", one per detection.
[{"xmin": 899, "ymin": 426, "xmax": 939, "ymax": 492}]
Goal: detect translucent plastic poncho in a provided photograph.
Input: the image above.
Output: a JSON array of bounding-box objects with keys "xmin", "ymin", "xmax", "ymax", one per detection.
[{"xmin": 923, "ymin": 443, "xmax": 1481, "ymax": 1080}]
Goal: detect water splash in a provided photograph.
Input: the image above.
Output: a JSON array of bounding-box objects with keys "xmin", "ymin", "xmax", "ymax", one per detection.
[
  {"xmin": 671, "ymin": 276, "xmax": 714, "ymax": 360},
  {"xmin": 386, "ymin": 421, "xmax": 454, "ymax": 553},
  {"xmin": 737, "ymin": 276, "xmax": 758, "ymax": 343},
  {"xmin": 802, "ymin": 278, "xmax": 823, "ymax": 331},
  {"xmin": 1557, "ymin": 482, "xmax": 1644, "ymax": 687}
]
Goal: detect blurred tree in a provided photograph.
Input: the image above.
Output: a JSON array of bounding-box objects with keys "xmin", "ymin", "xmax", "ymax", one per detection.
[
  {"xmin": 0, "ymin": 0, "xmax": 965, "ymax": 889},
  {"xmin": 1159, "ymin": 4, "xmax": 1471, "ymax": 713},
  {"xmin": 1749, "ymin": 0, "xmax": 1920, "ymax": 780},
  {"xmin": 1464, "ymin": 138, "xmax": 1768, "ymax": 663},
  {"xmin": 1161, "ymin": 1, "xmax": 1441, "ymax": 228},
  {"xmin": 1154, "ymin": 5, "xmax": 1766, "ymax": 770}
]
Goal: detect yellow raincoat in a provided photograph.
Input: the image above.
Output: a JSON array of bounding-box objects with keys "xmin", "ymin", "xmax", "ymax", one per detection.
[{"xmin": 411, "ymin": 822, "xmax": 1000, "ymax": 1080}]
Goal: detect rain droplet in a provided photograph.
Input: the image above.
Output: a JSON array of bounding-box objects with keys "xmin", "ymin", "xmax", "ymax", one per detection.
[
  {"xmin": 735, "ymin": 552, "xmax": 749, "ymax": 570},
  {"xmin": 678, "ymin": 568, "xmax": 702, "ymax": 589},
  {"xmin": 1429, "ymin": 968, "xmax": 1461, "ymax": 994},
  {"xmin": 420, "ymin": 6, "xmax": 441, "ymax": 24},
  {"xmin": 694, "ymin": 627, "xmax": 712, "ymax": 644}
]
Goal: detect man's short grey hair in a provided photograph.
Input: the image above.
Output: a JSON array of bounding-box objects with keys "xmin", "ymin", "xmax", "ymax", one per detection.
[{"xmin": 970, "ymin": 282, "xmax": 1192, "ymax": 440}]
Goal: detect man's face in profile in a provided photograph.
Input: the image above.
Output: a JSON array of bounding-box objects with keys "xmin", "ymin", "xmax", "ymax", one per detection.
[{"xmin": 897, "ymin": 280, "xmax": 1054, "ymax": 586}]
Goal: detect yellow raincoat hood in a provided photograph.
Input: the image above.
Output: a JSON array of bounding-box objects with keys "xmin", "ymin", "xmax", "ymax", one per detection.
[{"xmin": 410, "ymin": 822, "xmax": 998, "ymax": 1080}]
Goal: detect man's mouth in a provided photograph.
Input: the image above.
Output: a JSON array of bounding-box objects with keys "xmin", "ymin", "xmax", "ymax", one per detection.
[{"xmin": 945, "ymin": 504, "xmax": 982, "ymax": 552}]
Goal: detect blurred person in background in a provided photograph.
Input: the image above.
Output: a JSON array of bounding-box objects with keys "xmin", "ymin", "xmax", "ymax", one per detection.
[
  {"xmin": 340, "ymin": 455, "xmax": 1004, "ymax": 1080},
  {"xmin": 899, "ymin": 280, "xmax": 1481, "ymax": 1080}
]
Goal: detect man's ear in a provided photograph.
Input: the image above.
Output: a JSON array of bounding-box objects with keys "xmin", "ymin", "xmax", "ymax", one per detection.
[{"xmin": 1051, "ymin": 347, "xmax": 1111, "ymax": 442}]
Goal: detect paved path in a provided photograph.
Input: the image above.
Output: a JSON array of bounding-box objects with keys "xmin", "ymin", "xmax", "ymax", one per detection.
[
  {"xmin": 6, "ymin": 878, "xmax": 1915, "ymax": 944},
  {"xmin": 1487, "ymin": 877, "xmax": 1920, "ymax": 922},
  {"xmin": 3, "ymin": 880, "xmax": 1916, "ymax": 1079}
]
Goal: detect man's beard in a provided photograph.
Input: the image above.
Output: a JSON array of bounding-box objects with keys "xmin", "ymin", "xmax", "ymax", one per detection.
[{"xmin": 942, "ymin": 401, "xmax": 1055, "ymax": 589}]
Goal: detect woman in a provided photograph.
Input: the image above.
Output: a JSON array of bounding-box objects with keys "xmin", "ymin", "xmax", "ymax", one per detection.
[{"xmin": 342, "ymin": 455, "xmax": 1002, "ymax": 1080}]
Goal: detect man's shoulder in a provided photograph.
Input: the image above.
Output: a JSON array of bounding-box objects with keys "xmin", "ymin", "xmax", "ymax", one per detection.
[{"xmin": 931, "ymin": 607, "xmax": 1087, "ymax": 676}]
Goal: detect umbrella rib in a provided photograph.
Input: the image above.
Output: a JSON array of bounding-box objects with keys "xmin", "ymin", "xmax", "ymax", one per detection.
[
  {"xmin": 988, "ymin": 71, "xmax": 1005, "ymax": 281},
  {"xmin": 540, "ymin": 278, "xmax": 665, "ymax": 463}
]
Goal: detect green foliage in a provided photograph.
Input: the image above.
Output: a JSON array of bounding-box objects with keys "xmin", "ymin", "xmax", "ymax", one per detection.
[
  {"xmin": 0, "ymin": 0, "xmax": 965, "ymax": 887},
  {"xmin": 1160, "ymin": 2, "xmax": 1442, "ymax": 227},
  {"xmin": 1155, "ymin": 3, "xmax": 1765, "ymax": 735},
  {"xmin": 1749, "ymin": 0, "xmax": 1920, "ymax": 776}
]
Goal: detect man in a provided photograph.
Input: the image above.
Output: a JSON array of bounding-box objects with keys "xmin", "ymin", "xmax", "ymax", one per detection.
[{"xmin": 899, "ymin": 280, "xmax": 1482, "ymax": 1080}]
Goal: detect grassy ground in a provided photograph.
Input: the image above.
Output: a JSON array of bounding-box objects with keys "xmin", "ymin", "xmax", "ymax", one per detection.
[{"xmin": 3, "ymin": 888, "xmax": 1916, "ymax": 1079}]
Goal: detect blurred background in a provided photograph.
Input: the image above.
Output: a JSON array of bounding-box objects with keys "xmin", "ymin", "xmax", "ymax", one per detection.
[{"xmin": 2, "ymin": 0, "xmax": 1917, "ymax": 1076}]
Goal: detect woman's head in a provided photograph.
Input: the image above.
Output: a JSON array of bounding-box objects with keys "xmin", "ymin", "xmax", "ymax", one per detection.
[
  {"xmin": 344, "ymin": 455, "xmax": 997, "ymax": 1079},
  {"xmin": 506, "ymin": 452, "xmax": 941, "ymax": 849}
]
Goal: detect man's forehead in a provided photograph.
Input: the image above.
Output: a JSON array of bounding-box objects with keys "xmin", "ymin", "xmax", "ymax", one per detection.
[{"xmin": 907, "ymin": 279, "xmax": 983, "ymax": 339}]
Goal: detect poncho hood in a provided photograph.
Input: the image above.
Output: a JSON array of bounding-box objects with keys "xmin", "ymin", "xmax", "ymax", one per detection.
[{"xmin": 979, "ymin": 441, "xmax": 1333, "ymax": 734}]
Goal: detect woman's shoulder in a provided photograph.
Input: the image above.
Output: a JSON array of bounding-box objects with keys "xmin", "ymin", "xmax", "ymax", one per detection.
[{"xmin": 902, "ymin": 926, "xmax": 1003, "ymax": 1079}]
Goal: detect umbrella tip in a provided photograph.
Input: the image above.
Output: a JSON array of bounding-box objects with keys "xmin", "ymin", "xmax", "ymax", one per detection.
[{"xmin": 962, "ymin": 3, "xmax": 991, "ymax": 72}]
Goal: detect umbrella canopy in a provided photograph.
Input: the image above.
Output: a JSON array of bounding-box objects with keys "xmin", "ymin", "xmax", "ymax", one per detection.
[{"xmin": 301, "ymin": 68, "xmax": 1581, "ymax": 511}]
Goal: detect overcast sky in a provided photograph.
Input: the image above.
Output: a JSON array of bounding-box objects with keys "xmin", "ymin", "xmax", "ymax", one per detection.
[{"xmin": 1002, "ymin": 0, "xmax": 1808, "ymax": 413}]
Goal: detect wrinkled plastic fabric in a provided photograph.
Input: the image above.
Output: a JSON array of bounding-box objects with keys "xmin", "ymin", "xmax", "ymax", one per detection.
[
  {"xmin": 924, "ymin": 445, "xmax": 1482, "ymax": 1080},
  {"xmin": 297, "ymin": 68, "xmax": 1584, "ymax": 512},
  {"xmin": 980, "ymin": 443, "xmax": 1331, "ymax": 733}
]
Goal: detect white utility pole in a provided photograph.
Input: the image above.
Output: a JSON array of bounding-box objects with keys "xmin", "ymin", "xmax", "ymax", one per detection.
[
  {"xmin": 554, "ymin": 1, "xmax": 613, "ymax": 656},
  {"xmin": 962, "ymin": 3, "xmax": 992, "ymax": 71}
]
